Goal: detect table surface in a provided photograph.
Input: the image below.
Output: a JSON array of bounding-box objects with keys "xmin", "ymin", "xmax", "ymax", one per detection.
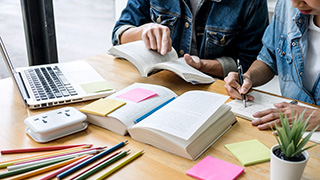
[{"xmin": 0, "ymin": 54, "xmax": 319, "ymax": 180}]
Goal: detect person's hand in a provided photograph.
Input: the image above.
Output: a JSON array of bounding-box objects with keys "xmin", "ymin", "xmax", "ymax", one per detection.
[
  {"xmin": 252, "ymin": 102, "xmax": 320, "ymax": 131},
  {"xmin": 140, "ymin": 23, "xmax": 172, "ymax": 55},
  {"xmin": 184, "ymin": 54, "xmax": 201, "ymax": 69},
  {"xmin": 224, "ymin": 72, "xmax": 254, "ymax": 101}
]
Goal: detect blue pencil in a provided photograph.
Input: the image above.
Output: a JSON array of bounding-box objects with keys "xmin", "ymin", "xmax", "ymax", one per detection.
[
  {"xmin": 135, "ymin": 96, "xmax": 175, "ymax": 123},
  {"xmin": 56, "ymin": 141, "xmax": 128, "ymax": 179}
]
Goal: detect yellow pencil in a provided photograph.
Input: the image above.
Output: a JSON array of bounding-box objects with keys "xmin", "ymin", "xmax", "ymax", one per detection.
[
  {"xmin": 7, "ymin": 155, "xmax": 87, "ymax": 180},
  {"xmin": 0, "ymin": 146, "xmax": 88, "ymax": 168},
  {"xmin": 96, "ymin": 150, "xmax": 144, "ymax": 180}
]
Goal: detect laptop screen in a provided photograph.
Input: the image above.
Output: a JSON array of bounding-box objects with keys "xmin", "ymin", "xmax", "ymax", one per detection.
[
  {"xmin": 0, "ymin": 37, "xmax": 17, "ymax": 76},
  {"xmin": 0, "ymin": 36, "xmax": 30, "ymax": 102}
]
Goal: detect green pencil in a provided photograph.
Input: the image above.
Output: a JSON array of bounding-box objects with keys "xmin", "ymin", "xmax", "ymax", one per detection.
[
  {"xmin": 96, "ymin": 150, "xmax": 144, "ymax": 180},
  {"xmin": 73, "ymin": 150, "xmax": 129, "ymax": 180},
  {"xmin": 0, "ymin": 156, "xmax": 74, "ymax": 178}
]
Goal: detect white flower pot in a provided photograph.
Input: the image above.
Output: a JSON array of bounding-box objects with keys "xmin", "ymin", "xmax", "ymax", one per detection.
[{"xmin": 270, "ymin": 144, "xmax": 309, "ymax": 180}]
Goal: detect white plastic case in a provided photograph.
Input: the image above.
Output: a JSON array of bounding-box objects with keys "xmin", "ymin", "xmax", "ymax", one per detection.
[{"xmin": 24, "ymin": 107, "xmax": 88, "ymax": 143}]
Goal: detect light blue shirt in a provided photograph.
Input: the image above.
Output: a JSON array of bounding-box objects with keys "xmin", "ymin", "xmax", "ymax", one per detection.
[{"xmin": 257, "ymin": 0, "xmax": 320, "ymax": 105}]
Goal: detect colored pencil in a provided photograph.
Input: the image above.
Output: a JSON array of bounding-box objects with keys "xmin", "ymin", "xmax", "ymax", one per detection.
[
  {"xmin": 7, "ymin": 156, "xmax": 86, "ymax": 180},
  {"xmin": 96, "ymin": 150, "xmax": 144, "ymax": 180},
  {"xmin": 14, "ymin": 146, "xmax": 105, "ymax": 165},
  {"xmin": 7, "ymin": 148, "xmax": 101, "ymax": 171},
  {"xmin": 73, "ymin": 151, "xmax": 128, "ymax": 180},
  {"xmin": 69, "ymin": 151, "xmax": 122, "ymax": 180},
  {"xmin": 57, "ymin": 140, "xmax": 128, "ymax": 179},
  {"xmin": 38, "ymin": 155, "xmax": 93, "ymax": 180},
  {"xmin": 0, "ymin": 144, "xmax": 92, "ymax": 154},
  {"xmin": 0, "ymin": 154, "xmax": 76, "ymax": 179},
  {"xmin": 0, "ymin": 146, "xmax": 87, "ymax": 167}
]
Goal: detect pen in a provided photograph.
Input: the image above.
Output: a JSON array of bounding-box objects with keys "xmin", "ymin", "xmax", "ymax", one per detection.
[{"xmin": 237, "ymin": 59, "xmax": 246, "ymax": 108}]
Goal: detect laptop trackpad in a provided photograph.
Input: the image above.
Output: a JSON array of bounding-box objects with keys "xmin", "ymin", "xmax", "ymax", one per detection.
[
  {"xmin": 67, "ymin": 70, "xmax": 103, "ymax": 84},
  {"xmin": 59, "ymin": 61, "xmax": 105, "ymax": 84}
]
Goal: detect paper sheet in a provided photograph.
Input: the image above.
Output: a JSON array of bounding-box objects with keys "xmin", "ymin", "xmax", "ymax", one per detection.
[
  {"xmin": 116, "ymin": 88, "xmax": 158, "ymax": 103},
  {"xmin": 186, "ymin": 156, "xmax": 244, "ymax": 180},
  {"xmin": 80, "ymin": 99, "xmax": 126, "ymax": 116},
  {"xmin": 227, "ymin": 91, "xmax": 320, "ymax": 143},
  {"xmin": 80, "ymin": 81, "xmax": 113, "ymax": 94},
  {"xmin": 225, "ymin": 139, "xmax": 270, "ymax": 166}
]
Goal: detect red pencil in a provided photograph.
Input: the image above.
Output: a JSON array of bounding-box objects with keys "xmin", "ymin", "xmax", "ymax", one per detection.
[{"xmin": 0, "ymin": 144, "xmax": 92, "ymax": 154}]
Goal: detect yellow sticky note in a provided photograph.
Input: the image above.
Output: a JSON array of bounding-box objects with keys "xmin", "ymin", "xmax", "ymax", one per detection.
[
  {"xmin": 80, "ymin": 81, "xmax": 113, "ymax": 94},
  {"xmin": 80, "ymin": 99, "xmax": 126, "ymax": 116},
  {"xmin": 225, "ymin": 139, "xmax": 270, "ymax": 166}
]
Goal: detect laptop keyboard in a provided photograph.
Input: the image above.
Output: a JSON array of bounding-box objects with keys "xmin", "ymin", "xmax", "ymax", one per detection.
[{"xmin": 24, "ymin": 66, "xmax": 78, "ymax": 101}]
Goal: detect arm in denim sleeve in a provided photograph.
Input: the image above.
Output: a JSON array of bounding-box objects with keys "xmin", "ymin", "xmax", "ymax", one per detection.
[
  {"xmin": 229, "ymin": 0, "xmax": 269, "ymax": 72},
  {"xmin": 112, "ymin": 0, "xmax": 150, "ymax": 45},
  {"xmin": 256, "ymin": 4, "xmax": 279, "ymax": 76}
]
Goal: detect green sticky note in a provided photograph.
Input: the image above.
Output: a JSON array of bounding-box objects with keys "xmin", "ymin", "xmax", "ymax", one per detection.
[
  {"xmin": 225, "ymin": 139, "xmax": 270, "ymax": 166},
  {"xmin": 81, "ymin": 81, "xmax": 113, "ymax": 94},
  {"xmin": 80, "ymin": 99, "xmax": 126, "ymax": 116}
]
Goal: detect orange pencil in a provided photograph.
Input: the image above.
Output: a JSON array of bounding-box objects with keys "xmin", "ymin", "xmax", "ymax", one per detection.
[
  {"xmin": 0, "ymin": 146, "xmax": 88, "ymax": 168},
  {"xmin": 6, "ymin": 155, "xmax": 87, "ymax": 180}
]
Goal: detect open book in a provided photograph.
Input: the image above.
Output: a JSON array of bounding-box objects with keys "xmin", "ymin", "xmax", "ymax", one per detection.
[
  {"xmin": 108, "ymin": 40, "xmax": 215, "ymax": 84},
  {"xmin": 80, "ymin": 83, "xmax": 236, "ymax": 160},
  {"xmin": 227, "ymin": 90, "xmax": 320, "ymax": 143}
]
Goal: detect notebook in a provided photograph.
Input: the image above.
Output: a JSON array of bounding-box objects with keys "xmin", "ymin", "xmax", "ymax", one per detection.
[{"xmin": 0, "ymin": 36, "xmax": 115, "ymax": 109}]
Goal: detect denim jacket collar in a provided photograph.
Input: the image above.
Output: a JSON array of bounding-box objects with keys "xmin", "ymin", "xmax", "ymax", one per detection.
[{"xmin": 290, "ymin": 12, "xmax": 309, "ymax": 40}]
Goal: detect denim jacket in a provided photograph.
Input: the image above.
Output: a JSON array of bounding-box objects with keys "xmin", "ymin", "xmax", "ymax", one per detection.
[
  {"xmin": 112, "ymin": 0, "xmax": 269, "ymax": 73},
  {"xmin": 257, "ymin": 0, "xmax": 319, "ymax": 105}
]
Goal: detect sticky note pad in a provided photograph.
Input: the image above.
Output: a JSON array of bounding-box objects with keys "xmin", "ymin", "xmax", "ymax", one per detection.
[
  {"xmin": 80, "ymin": 81, "xmax": 113, "ymax": 94},
  {"xmin": 80, "ymin": 99, "xmax": 126, "ymax": 116},
  {"xmin": 116, "ymin": 88, "xmax": 157, "ymax": 103},
  {"xmin": 186, "ymin": 156, "xmax": 244, "ymax": 180},
  {"xmin": 225, "ymin": 139, "xmax": 270, "ymax": 166}
]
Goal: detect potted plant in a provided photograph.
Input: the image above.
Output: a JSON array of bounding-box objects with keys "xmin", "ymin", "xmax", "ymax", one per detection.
[{"xmin": 270, "ymin": 108, "xmax": 318, "ymax": 180}]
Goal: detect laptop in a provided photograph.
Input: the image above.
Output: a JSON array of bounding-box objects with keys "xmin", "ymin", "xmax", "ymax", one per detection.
[{"xmin": 0, "ymin": 36, "xmax": 115, "ymax": 109}]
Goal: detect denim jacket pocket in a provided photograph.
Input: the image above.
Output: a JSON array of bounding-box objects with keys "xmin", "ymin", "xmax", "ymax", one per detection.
[
  {"xmin": 276, "ymin": 35, "xmax": 294, "ymax": 82},
  {"xmin": 204, "ymin": 29, "xmax": 237, "ymax": 58},
  {"xmin": 150, "ymin": 7, "xmax": 178, "ymax": 34}
]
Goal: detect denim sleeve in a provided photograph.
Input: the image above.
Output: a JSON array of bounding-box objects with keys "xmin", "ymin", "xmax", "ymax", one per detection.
[
  {"xmin": 229, "ymin": 0, "xmax": 269, "ymax": 72},
  {"xmin": 112, "ymin": 0, "xmax": 151, "ymax": 45},
  {"xmin": 257, "ymin": 6, "xmax": 278, "ymax": 75}
]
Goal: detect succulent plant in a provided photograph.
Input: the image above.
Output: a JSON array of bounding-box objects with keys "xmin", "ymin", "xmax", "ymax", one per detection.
[{"xmin": 273, "ymin": 108, "xmax": 318, "ymax": 160}]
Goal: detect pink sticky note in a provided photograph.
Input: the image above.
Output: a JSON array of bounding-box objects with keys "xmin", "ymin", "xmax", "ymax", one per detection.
[
  {"xmin": 186, "ymin": 156, "xmax": 244, "ymax": 180},
  {"xmin": 116, "ymin": 88, "xmax": 158, "ymax": 103}
]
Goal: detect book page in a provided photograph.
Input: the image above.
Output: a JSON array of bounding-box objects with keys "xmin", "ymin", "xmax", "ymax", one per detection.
[
  {"xmin": 133, "ymin": 91, "xmax": 229, "ymax": 140},
  {"xmin": 150, "ymin": 59, "xmax": 215, "ymax": 84},
  {"xmin": 106, "ymin": 83, "xmax": 177, "ymax": 129},
  {"xmin": 108, "ymin": 40, "xmax": 178, "ymax": 76},
  {"xmin": 227, "ymin": 90, "xmax": 320, "ymax": 143}
]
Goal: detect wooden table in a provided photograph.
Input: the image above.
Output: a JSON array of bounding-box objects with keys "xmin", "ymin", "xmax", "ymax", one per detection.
[{"xmin": 0, "ymin": 54, "xmax": 319, "ymax": 179}]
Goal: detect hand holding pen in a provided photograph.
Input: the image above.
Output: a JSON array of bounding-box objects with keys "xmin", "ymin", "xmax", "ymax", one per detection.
[{"xmin": 237, "ymin": 59, "xmax": 246, "ymax": 108}]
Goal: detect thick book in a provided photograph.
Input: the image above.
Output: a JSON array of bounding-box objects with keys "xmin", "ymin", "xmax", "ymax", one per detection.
[
  {"xmin": 108, "ymin": 40, "xmax": 215, "ymax": 84},
  {"xmin": 80, "ymin": 83, "xmax": 236, "ymax": 160}
]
